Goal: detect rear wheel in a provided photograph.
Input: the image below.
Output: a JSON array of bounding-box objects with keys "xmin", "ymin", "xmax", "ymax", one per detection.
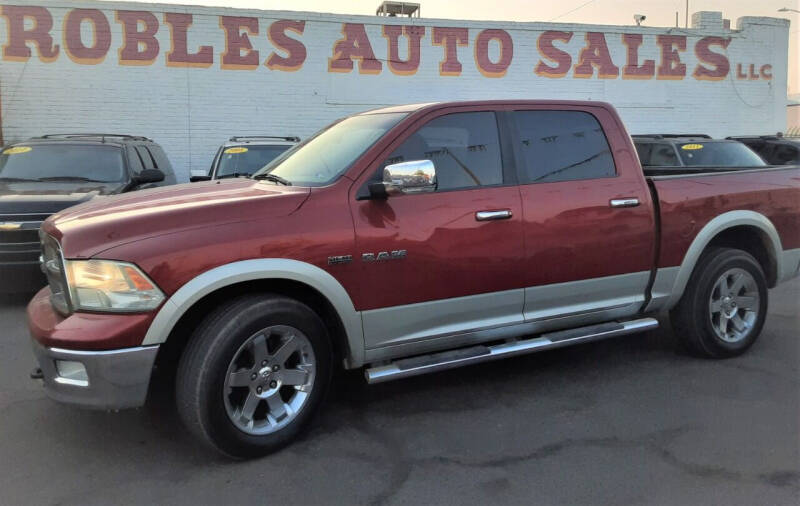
[
  {"xmin": 176, "ymin": 294, "xmax": 332, "ymax": 458},
  {"xmin": 670, "ymin": 247, "xmax": 768, "ymax": 358}
]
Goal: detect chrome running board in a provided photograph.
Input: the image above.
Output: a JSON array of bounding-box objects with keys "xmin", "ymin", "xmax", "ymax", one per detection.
[{"xmin": 364, "ymin": 318, "xmax": 659, "ymax": 384}]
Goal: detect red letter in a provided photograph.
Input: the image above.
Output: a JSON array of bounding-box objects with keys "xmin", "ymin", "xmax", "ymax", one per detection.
[
  {"xmin": 474, "ymin": 29, "xmax": 513, "ymax": 78},
  {"xmin": 266, "ymin": 20, "xmax": 306, "ymax": 71},
  {"xmin": 535, "ymin": 31, "xmax": 572, "ymax": 78},
  {"xmin": 692, "ymin": 36, "xmax": 730, "ymax": 81},
  {"xmin": 63, "ymin": 9, "xmax": 110, "ymax": 65},
  {"xmin": 432, "ymin": 27, "xmax": 468, "ymax": 76},
  {"xmin": 760, "ymin": 64, "xmax": 772, "ymax": 80},
  {"xmin": 736, "ymin": 63, "xmax": 747, "ymax": 79},
  {"xmin": 573, "ymin": 32, "xmax": 618, "ymax": 79},
  {"xmin": 328, "ymin": 23, "xmax": 381, "ymax": 74},
  {"xmin": 1, "ymin": 6, "xmax": 59, "ymax": 62},
  {"xmin": 621, "ymin": 33, "xmax": 654, "ymax": 79},
  {"xmin": 220, "ymin": 16, "xmax": 259, "ymax": 70},
  {"xmin": 656, "ymin": 35, "xmax": 686, "ymax": 80},
  {"xmin": 382, "ymin": 25, "xmax": 424, "ymax": 75},
  {"xmin": 164, "ymin": 13, "xmax": 212, "ymax": 68},
  {"xmin": 116, "ymin": 11, "xmax": 159, "ymax": 66}
]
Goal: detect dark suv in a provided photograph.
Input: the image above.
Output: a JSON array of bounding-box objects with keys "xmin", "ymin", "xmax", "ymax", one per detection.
[
  {"xmin": 632, "ymin": 134, "xmax": 767, "ymax": 174},
  {"xmin": 0, "ymin": 134, "xmax": 176, "ymax": 292},
  {"xmin": 726, "ymin": 135, "xmax": 800, "ymax": 166}
]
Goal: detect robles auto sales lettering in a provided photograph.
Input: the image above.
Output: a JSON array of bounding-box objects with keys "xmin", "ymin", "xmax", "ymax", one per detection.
[{"xmin": 0, "ymin": 5, "xmax": 773, "ymax": 81}]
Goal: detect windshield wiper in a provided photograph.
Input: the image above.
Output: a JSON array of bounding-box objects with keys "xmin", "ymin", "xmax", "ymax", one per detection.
[
  {"xmin": 0, "ymin": 176, "xmax": 40, "ymax": 182},
  {"xmin": 37, "ymin": 176, "xmax": 106, "ymax": 183},
  {"xmin": 217, "ymin": 172, "xmax": 251, "ymax": 179},
  {"xmin": 252, "ymin": 173, "xmax": 292, "ymax": 186}
]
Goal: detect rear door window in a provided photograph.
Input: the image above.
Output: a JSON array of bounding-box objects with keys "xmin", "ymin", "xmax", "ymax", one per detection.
[
  {"xmin": 512, "ymin": 110, "xmax": 616, "ymax": 183},
  {"xmin": 770, "ymin": 144, "xmax": 799, "ymax": 165}
]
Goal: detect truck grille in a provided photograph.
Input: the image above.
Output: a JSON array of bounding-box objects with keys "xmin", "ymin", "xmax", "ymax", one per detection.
[
  {"xmin": 0, "ymin": 213, "xmax": 50, "ymax": 264},
  {"xmin": 41, "ymin": 233, "xmax": 72, "ymax": 315}
]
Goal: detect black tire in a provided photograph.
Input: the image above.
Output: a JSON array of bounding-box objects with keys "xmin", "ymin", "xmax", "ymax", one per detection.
[
  {"xmin": 176, "ymin": 294, "xmax": 332, "ymax": 458},
  {"xmin": 670, "ymin": 247, "xmax": 768, "ymax": 358}
]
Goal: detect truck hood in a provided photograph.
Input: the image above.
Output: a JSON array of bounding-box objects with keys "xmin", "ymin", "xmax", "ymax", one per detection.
[
  {"xmin": 43, "ymin": 179, "xmax": 311, "ymax": 258},
  {"xmin": 0, "ymin": 180, "xmax": 124, "ymax": 215}
]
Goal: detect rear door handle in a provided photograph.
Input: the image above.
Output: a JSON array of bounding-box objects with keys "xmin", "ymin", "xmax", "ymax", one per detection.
[
  {"xmin": 610, "ymin": 198, "xmax": 640, "ymax": 208},
  {"xmin": 476, "ymin": 210, "xmax": 512, "ymax": 221}
]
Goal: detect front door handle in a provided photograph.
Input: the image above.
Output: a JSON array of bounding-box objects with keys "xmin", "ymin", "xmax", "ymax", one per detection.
[
  {"xmin": 476, "ymin": 210, "xmax": 513, "ymax": 221},
  {"xmin": 610, "ymin": 198, "xmax": 640, "ymax": 208}
]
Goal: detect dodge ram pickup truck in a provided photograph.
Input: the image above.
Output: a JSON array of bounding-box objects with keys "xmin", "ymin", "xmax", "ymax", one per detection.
[{"xmin": 27, "ymin": 101, "xmax": 800, "ymax": 458}]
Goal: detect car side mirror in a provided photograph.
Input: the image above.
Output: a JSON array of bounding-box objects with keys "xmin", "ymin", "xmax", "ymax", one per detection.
[
  {"xmin": 134, "ymin": 168, "xmax": 165, "ymax": 185},
  {"xmin": 368, "ymin": 159, "xmax": 436, "ymax": 199},
  {"xmin": 189, "ymin": 169, "xmax": 211, "ymax": 182}
]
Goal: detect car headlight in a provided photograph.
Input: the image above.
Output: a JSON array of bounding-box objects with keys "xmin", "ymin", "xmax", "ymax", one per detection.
[{"xmin": 65, "ymin": 259, "xmax": 165, "ymax": 312}]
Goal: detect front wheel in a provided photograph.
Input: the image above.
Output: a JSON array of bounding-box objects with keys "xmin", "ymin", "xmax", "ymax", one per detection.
[
  {"xmin": 176, "ymin": 294, "xmax": 332, "ymax": 458},
  {"xmin": 670, "ymin": 247, "xmax": 768, "ymax": 358}
]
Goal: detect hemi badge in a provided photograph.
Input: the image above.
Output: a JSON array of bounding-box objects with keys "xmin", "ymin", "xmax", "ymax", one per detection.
[
  {"xmin": 0, "ymin": 222, "xmax": 21, "ymax": 231},
  {"xmin": 328, "ymin": 255, "xmax": 352, "ymax": 265}
]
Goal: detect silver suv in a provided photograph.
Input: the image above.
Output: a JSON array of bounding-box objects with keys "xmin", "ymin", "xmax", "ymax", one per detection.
[{"xmin": 191, "ymin": 136, "xmax": 299, "ymax": 181}]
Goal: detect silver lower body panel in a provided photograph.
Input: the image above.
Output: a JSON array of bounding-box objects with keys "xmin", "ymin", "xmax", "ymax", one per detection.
[{"xmin": 31, "ymin": 339, "xmax": 159, "ymax": 410}]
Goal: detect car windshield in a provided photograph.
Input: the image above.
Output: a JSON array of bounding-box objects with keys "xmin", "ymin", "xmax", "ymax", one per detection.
[
  {"xmin": 0, "ymin": 144, "xmax": 125, "ymax": 182},
  {"xmin": 253, "ymin": 112, "xmax": 407, "ymax": 186},
  {"xmin": 217, "ymin": 145, "xmax": 292, "ymax": 178},
  {"xmin": 676, "ymin": 142, "xmax": 766, "ymax": 167}
]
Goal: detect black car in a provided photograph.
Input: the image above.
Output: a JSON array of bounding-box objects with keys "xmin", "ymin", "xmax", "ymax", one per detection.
[
  {"xmin": 726, "ymin": 135, "xmax": 800, "ymax": 166},
  {"xmin": 632, "ymin": 134, "xmax": 768, "ymax": 175},
  {"xmin": 0, "ymin": 134, "xmax": 177, "ymax": 292}
]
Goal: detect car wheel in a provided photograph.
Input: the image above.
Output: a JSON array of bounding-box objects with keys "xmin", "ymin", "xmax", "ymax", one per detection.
[
  {"xmin": 670, "ymin": 247, "xmax": 768, "ymax": 358},
  {"xmin": 176, "ymin": 294, "xmax": 332, "ymax": 458}
]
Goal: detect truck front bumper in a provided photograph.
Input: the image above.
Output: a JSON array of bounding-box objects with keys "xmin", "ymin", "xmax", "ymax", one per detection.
[
  {"xmin": 27, "ymin": 287, "xmax": 160, "ymax": 410},
  {"xmin": 31, "ymin": 340, "xmax": 159, "ymax": 410}
]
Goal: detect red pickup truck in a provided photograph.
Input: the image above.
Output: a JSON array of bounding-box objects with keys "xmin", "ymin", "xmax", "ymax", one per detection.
[{"xmin": 27, "ymin": 101, "xmax": 800, "ymax": 458}]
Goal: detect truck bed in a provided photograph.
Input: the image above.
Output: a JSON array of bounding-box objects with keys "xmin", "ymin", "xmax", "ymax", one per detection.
[{"xmin": 648, "ymin": 165, "xmax": 800, "ymax": 272}]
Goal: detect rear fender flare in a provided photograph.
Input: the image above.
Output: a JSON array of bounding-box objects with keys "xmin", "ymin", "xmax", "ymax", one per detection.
[
  {"xmin": 660, "ymin": 210, "xmax": 782, "ymax": 310},
  {"xmin": 141, "ymin": 259, "xmax": 364, "ymax": 367}
]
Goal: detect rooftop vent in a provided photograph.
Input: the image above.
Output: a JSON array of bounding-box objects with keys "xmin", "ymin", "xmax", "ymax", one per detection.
[{"xmin": 376, "ymin": 1, "xmax": 420, "ymax": 17}]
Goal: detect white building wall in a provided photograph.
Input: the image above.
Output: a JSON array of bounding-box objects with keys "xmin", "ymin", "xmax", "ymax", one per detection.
[{"xmin": 0, "ymin": 1, "xmax": 790, "ymax": 180}]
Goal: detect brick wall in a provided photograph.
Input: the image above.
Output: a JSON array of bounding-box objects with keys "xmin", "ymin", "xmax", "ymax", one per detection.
[{"xmin": 0, "ymin": 1, "xmax": 790, "ymax": 180}]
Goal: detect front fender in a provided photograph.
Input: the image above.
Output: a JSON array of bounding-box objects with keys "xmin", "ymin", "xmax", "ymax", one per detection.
[{"xmin": 141, "ymin": 259, "xmax": 364, "ymax": 367}]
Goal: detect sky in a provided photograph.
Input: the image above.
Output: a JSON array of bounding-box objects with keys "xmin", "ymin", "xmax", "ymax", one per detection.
[{"xmin": 124, "ymin": 0, "xmax": 798, "ymax": 93}]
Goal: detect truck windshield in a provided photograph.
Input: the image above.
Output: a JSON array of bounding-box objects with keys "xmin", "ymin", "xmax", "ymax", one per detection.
[
  {"xmin": 254, "ymin": 112, "xmax": 407, "ymax": 186},
  {"xmin": 217, "ymin": 145, "xmax": 292, "ymax": 178},
  {"xmin": 0, "ymin": 144, "xmax": 125, "ymax": 182},
  {"xmin": 677, "ymin": 142, "xmax": 766, "ymax": 167}
]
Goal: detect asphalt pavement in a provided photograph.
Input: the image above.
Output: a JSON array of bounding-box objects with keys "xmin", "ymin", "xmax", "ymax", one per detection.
[{"xmin": 1, "ymin": 279, "xmax": 798, "ymax": 505}]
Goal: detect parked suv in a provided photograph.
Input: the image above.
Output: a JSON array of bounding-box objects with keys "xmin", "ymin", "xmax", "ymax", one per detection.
[
  {"xmin": 28, "ymin": 102, "xmax": 799, "ymax": 458},
  {"xmin": 726, "ymin": 135, "xmax": 800, "ymax": 166},
  {"xmin": 0, "ymin": 134, "xmax": 175, "ymax": 292},
  {"xmin": 632, "ymin": 134, "xmax": 767, "ymax": 174},
  {"xmin": 191, "ymin": 136, "xmax": 299, "ymax": 181}
]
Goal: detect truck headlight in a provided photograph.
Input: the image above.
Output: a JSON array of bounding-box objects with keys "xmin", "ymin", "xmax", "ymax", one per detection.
[{"xmin": 65, "ymin": 260, "xmax": 165, "ymax": 312}]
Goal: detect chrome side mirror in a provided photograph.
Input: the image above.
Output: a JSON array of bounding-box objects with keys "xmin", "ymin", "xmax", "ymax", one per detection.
[{"xmin": 369, "ymin": 159, "xmax": 436, "ymax": 198}]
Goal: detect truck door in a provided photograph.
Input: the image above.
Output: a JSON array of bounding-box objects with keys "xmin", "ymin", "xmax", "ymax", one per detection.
[
  {"xmin": 509, "ymin": 106, "xmax": 655, "ymax": 325},
  {"xmin": 350, "ymin": 109, "xmax": 525, "ymax": 352}
]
